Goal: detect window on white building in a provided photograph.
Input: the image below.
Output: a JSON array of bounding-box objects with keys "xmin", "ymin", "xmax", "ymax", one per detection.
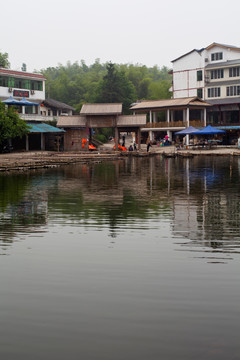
[
  {"xmin": 197, "ymin": 88, "xmax": 203, "ymax": 98},
  {"xmin": 208, "ymin": 87, "xmax": 221, "ymax": 98},
  {"xmin": 211, "ymin": 52, "xmax": 223, "ymax": 61},
  {"xmin": 211, "ymin": 69, "xmax": 224, "ymax": 79},
  {"xmin": 0, "ymin": 76, "xmax": 8, "ymax": 87},
  {"xmin": 226, "ymin": 85, "xmax": 240, "ymax": 96},
  {"xmin": 0, "ymin": 76, "xmax": 43, "ymax": 91},
  {"xmin": 197, "ymin": 70, "xmax": 203, "ymax": 81},
  {"xmin": 229, "ymin": 67, "xmax": 240, "ymax": 77}
]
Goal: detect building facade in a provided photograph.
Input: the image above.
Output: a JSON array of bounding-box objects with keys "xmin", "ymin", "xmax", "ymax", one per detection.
[
  {"xmin": 0, "ymin": 68, "xmax": 74, "ymax": 151},
  {"xmin": 172, "ymin": 43, "xmax": 240, "ymax": 131}
]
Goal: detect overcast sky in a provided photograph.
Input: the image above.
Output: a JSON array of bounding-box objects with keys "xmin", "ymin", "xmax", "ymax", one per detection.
[{"xmin": 1, "ymin": 0, "xmax": 240, "ymax": 72}]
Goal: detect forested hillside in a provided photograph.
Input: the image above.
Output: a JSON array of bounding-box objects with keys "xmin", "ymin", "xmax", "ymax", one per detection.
[{"xmin": 40, "ymin": 60, "xmax": 172, "ymax": 114}]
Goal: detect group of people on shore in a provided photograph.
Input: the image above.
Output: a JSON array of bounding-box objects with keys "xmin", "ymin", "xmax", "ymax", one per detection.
[{"xmin": 121, "ymin": 135, "xmax": 137, "ymax": 151}]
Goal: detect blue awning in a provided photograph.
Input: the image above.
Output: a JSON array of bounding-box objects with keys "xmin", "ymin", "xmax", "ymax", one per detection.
[
  {"xmin": 18, "ymin": 97, "xmax": 39, "ymax": 106},
  {"xmin": 27, "ymin": 123, "xmax": 65, "ymax": 133},
  {"xmin": 175, "ymin": 126, "xmax": 200, "ymax": 135},
  {"xmin": 192, "ymin": 125, "xmax": 225, "ymax": 135},
  {"xmin": 2, "ymin": 96, "xmax": 21, "ymax": 105}
]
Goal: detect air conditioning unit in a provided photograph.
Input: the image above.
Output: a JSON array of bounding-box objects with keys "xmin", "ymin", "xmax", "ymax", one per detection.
[
  {"xmin": 8, "ymin": 87, "xmax": 12, "ymax": 93},
  {"xmin": 205, "ymin": 58, "xmax": 209, "ymax": 62},
  {"xmin": 31, "ymin": 90, "xmax": 35, "ymax": 95}
]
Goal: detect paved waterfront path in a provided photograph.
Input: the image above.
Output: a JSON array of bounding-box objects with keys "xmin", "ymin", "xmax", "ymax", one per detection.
[{"xmin": 0, "ymin": 151, "xmax": 123, "ymax": 171}]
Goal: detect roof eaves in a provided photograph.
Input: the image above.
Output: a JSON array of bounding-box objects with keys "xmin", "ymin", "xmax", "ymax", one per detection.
[
  {"xmin": 171, "ymin": 48, "xmax": 205, "ymax": 63},
  {"xmin": 205, "ymin": 42, "xmax": 240, "ymax": 51},
  {"xmin": 0, "ymin": 68, "xmax": 46, "ymax": 80},
  {"xmin": 43, "ymin": 98, "xmax": 75, "ymax": 111}
]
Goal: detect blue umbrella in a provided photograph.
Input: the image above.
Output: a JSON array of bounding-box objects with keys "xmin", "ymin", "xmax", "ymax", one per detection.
[
  {"xmin": 18, "ymin": 97, "xmax": 39, "ymax": 106},
  {"xmin": 193, "ymin": 125, "xmax": 225, "ymax": 135},
  {"xmin": 2, "ymin": 96, "xmax": 21, "ymax": 105},
  {"xmin": 175, "ymin": 126, "xmax": 200, "ymax": 135}
]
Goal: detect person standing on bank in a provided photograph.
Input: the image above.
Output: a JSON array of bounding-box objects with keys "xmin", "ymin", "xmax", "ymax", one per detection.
[
  {"xmin": 122, "ymin": 134, "xmax": 125, "ymax": 147},
  {"xmin": 147, "ymin": 141, "xmax": 152, "ymax": 152}
]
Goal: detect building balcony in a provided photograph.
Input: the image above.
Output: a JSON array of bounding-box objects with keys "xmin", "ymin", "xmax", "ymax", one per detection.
[
  {"xmin": 208, "ymin": 121, "xmax": 240, "ymax": 127},
  {"xmin": 144, "ymin": 120, "xmax": 203, "ymax": 129},
  {"xmin": 19, "ymin": 114, "xmax": 57, "ymax": 122}
]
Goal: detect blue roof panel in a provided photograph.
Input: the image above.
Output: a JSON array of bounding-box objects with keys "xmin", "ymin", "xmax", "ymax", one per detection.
[{"xmin": 27, "ymin": 123, "xmax": 65, "ymax": 133}]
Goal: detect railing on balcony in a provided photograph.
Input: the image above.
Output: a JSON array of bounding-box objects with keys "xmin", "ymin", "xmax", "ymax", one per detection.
[
  {"xmin": 19, "ymin": 114, "xmax": 57, "ymax": 122},
  {"xmin": 144, "ymin": 120, "xmax": 204, "ymax": 129},
  {"xmin": 144, "ymin": 121, "xmax": 186, "ymax": 128},
  {"xmin": 189, "ymin": 120, "xmax": 204, "ymax": 127},
  {"xmin": 208, "ymin": 120, "xmax": 240, "ymax": 127}
]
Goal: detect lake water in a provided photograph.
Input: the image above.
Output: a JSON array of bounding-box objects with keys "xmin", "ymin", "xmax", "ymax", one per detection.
[{"xmin": 0, "ymin": 155, "xmax": 239, "ymax": 360}]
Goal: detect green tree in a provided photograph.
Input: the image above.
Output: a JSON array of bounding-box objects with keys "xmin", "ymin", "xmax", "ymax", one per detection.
[
  {"xmin": 40, "ymin": 60, "xmax": 172, "ymax": 111},
  {"xmin": 148, "ymin": 80, "xmax": 172, "ymax": 100},
  {"xmin": 0, "ymin": 102, "xmax": 29, "ymax": 148},
  {"xmin": 0, "ymin": 52, "xmax": 10, "ymax": 69},
  {"xmin": 96, "ymin": 63, "xmax": 136, "ymax": 113}
]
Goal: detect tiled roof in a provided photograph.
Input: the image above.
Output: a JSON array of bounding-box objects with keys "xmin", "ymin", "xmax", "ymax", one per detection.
[
  {"xmin": 57, "ymin": 116, "xmax": 86, "ymax": 128},
  {"xmin": 205, "ymin": 59, "xmax": 240, "ymax": 69},
  {"xmin": 0, "ymin": 68, "xmax": 46, "ymax": 79},
  {"xmin": 205, "ymin": 43, "xmax": 240, "ymax": 51},
  {"xmin": 117, "ymin": 115, "xmax": 146, "ymax": 127},
  {"xmin": 43, "ymin": 98, "xmax": 75, "ymax": 111},
  {"xmin": 207, "ymin": 97, "xmax": 240, "ymax": 105},
  {"xmin": 130, "ymin": 97, "xmax": 211, "ymax": 111},
  {"xmin": 81, "ymin": 103, "xmax": 122, "ymax": 115},
  {"xmin": 27, "ymin": 122, "xmax": 64, "ymax": 133}
]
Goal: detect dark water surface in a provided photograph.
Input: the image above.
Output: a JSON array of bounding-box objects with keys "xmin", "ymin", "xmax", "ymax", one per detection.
[{"xmin": 0, "ymin": 155, "xmax": 239, "ymax": 359}]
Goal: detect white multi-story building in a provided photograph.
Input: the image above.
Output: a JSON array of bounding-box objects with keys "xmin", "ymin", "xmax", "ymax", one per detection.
[
  {"xmin": 0, "ymin": 68, "xmax": 74, "ymax": 119},
  {"xmin": 172, "ymin": 43, "xmax": 240, "ymax": 127},
  {"xmin": 0, "ymin": 68, "xmax": 74, "ymax": 150}
]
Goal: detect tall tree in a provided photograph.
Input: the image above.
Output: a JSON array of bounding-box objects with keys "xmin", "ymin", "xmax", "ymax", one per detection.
[
  {"xmin": 0, "ymin": 52, "xmax": 10, "ymax": 69},
  {"xmin": 96, "ymin": 63, "xmax": 136, "ymax": 113}
]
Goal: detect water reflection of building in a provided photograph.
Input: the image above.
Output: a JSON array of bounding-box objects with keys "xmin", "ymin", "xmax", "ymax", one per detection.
[
  {"xmin": 1, "ymin": 156, "xmax": 240, "ymax": 252},
  {"xmin": 52, "ymin": 156, "xmax": 240, "ymax": 249},
  {"xmin": 0, "ymin": 199, "xmax": 48, "ymax": 243},
  {"xmin": 170, "ymin": 157, "xmax": 240, "ymax": 255}
]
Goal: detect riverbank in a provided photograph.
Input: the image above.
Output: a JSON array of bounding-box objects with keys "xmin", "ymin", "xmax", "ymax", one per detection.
[{"xmin": 0, "ymin": 145, "xmax": 240, "ymax": 171}]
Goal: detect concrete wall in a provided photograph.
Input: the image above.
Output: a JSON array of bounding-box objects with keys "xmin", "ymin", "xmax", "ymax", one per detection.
[{"xmin": 173, "ymin": 51, "xmax": 204, "ymax": 99}]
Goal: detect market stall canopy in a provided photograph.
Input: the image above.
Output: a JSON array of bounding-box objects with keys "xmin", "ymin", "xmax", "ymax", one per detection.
[
  {"xmin": 18, "ymin": 97, "xmax": 39, "ymax": 106},
  {"xmin": 175, "ymin": 126, "xmax": 200, "ymax": 135},
  {"xmin": 193, "ymin": 125, "xmax": 225, "ymax": 135},
  {"xmin": 2, "ymin": 96, "xmax": 21, "ymax": 105}
]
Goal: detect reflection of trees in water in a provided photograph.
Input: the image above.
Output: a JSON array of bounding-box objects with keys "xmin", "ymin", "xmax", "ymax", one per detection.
[
  {"xmin": 0, "ymin": 174, "xmax": 29, "ymax": 212},
  {"xmin": 0, "ymin": 171, "xmax": 58, "ymax": 243}
]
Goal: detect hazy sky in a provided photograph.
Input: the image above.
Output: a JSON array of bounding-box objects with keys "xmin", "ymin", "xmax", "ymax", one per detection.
[{"xmin": 1, "ymin": 0, "xmax": 240, "ymax": 72}]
